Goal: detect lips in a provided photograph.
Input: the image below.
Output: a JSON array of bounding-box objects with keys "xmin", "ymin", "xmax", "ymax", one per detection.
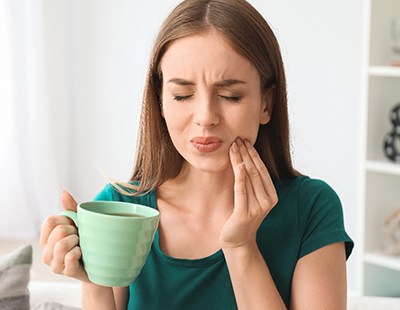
[{"xmin": 190, "ymin": 136, "xmax": 223, "ymax": 153}]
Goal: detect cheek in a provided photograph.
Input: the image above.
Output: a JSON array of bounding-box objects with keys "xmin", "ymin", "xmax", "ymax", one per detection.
[
  {"xmin": 234, "ymin": 113, "xmax": 262, "ymax": 143},
  {"xmin": 244, "ymin": 126, "xmax": 261, "ymax": 145},
  {"xmin": 163, "ymin": 108, "xmax": 184, "ymax": 131},
  {"xmin": 162, "ymin": 107, "xmax": 189, "ymax": 147}
]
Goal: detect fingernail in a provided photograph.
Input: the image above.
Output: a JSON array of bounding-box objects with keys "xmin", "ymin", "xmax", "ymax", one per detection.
[
  {"xmin": 231, "ymin": 142, "xmax": 238, "ymax": 153},
  {"xmin": 235, "ymin": 137, "xmax": 243, "ymax": 146},
  {"xmin": 244, "ymin": 139, "xmax": 252, "ymax": 148}
]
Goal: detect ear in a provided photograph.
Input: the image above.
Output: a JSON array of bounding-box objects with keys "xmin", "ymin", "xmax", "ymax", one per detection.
[{"xmin": 259, "ymin": 86, "xmax": 275, "ymax": 125}]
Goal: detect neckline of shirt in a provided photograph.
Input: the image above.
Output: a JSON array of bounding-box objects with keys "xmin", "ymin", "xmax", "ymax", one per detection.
[
  {"xmin": 153, "ymin": 231, "xmax": 225, "ymax": 268},
  {"xmin": 149, "ymin": 188, "xmax": 225, "ymax": 268}
]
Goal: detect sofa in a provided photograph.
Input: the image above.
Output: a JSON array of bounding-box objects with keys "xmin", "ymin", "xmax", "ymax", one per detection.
[
  {"xmin": 0, "ymin": 238, "xmax": 81, "ymax": 309},
  {"xmin": 1, "ymin": 238, "xmax": 400, "ymax": 310}
]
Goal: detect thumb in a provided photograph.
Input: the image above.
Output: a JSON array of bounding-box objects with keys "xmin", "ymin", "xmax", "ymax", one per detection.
[{"xmin": 61, "ymin": 190, "xmax": 78, "ymax": 212}]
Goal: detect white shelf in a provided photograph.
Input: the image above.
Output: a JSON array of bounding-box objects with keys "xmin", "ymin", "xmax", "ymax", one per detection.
[
  {"xmin": 368, "ymin": 66, "xmax": 400, "ymax": 77},
  {"xmin": 366, "ymin": 160, "xmax": 400, "ymax": 175},
  {"xmin": 364, "ymin": 252, "xmax": 400, "ymax": 272},
  {"xmin": 362, "ymin": 0, "xmax": 400, "ymax": 297}
]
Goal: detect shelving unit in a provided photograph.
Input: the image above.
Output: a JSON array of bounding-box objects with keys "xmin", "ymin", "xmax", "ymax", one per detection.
[
  {"xmin": 368, "ymin": 66, "xmax": 400, "ymax": 77},
  {"xmin": 364, "ymin": 252, "xmax": 400, "ymax": 271},
  {"xmin": 362, "ymin": 0, "xmax": 400, "ymax": 297},
  {"xmin": 366, "ymin": 160, "xmax": 400, "ymax": 175}
]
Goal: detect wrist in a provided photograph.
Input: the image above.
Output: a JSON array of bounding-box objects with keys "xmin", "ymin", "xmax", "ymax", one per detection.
[
  {"xmin": 83, "ymin": 281, "xmax": 112, "ymax": 290},
  {"xmin": 82, "ymin": 282, "xmax": 116, "ymax": 310},
  {"xmin": 222, "ymin": 242, "xmax": 260, "ymax": 261}
]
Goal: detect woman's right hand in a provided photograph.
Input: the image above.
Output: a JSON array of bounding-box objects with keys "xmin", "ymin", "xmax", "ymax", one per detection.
[
  {"xmin": 41, "ymin": 191, "xmax": 128, "ymax": 309},
  {"xmin": 40, "ymin": 191, "xmax": 89, "ymax": 282}
]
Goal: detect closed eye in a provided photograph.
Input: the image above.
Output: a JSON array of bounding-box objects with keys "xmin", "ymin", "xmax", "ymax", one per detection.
[
  {"xmin": 173, "ymin": 94, "xmax": 193, "ymax": 102},
  {"xmin": 219, "ymin": 95, "xmax": 241, "ymax": 102}
]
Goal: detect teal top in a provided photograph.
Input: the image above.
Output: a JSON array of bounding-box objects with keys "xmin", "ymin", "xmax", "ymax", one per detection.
[{"xmin": 94, "ymin": 176, "xmax": 354, "ymax": 309}]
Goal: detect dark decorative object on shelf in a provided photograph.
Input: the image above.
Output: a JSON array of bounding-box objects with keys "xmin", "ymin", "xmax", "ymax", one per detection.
[{"xmin": 383, "ymin": 103, "xmax": 400, "ymax": 163}]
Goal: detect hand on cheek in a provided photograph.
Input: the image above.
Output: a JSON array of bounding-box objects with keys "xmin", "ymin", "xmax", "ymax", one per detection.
[{"xmin": 219, "ymin": 137, "xmax": 278, "ymax": 249}]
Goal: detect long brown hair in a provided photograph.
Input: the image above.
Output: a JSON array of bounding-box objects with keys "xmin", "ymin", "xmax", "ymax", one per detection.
[{"xmin": 118, "ymin": 0, "xmax": 299, "ymax": 195}]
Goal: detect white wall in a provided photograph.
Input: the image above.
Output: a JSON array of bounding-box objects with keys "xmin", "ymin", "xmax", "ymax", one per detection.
[
  {"xmin": 254, "ymin": 0, "xmax": 364, "ymax": 293},
  {"xmin": 63, "ymin": 0, "xmax": 180, "ymax": 199}
]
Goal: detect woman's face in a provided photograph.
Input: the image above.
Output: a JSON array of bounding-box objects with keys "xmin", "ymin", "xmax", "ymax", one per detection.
[{"xmin": 160, "ymin": 30, "xmax": 272, "ymax": 173}]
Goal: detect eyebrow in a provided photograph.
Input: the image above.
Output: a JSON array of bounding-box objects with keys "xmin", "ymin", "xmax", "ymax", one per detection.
[{"xmin": 167, "ymin": 78, "xmax": 247, "ymax": 87}]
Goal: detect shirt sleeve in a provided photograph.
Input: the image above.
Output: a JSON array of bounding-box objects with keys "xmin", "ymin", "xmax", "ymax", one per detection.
[
  {"xmin": 92, "ymin": 183, "xmax": 155, "ymax": 208},
  {"xmin": 297, "ymin": 178, "xmax": 354, "ymax": 259},
  {"xmin": 93, "ymin": 183, "xmax": 118, "ymax": 201}
]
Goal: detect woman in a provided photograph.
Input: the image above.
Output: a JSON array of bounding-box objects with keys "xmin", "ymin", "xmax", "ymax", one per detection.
[{"xmin": 41, "ymin": 0, "xmax": 354, "ymax": 309}]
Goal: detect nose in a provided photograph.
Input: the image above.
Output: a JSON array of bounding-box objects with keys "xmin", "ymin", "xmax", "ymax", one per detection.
[{"xmin": 193, "ymin": 94, "xmax": 219, "ymax": 128}]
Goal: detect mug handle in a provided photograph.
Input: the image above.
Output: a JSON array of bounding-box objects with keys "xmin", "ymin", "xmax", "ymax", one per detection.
[{"xmin": 59, "ymin": 210, "xmax": 79, "ymax": 228}]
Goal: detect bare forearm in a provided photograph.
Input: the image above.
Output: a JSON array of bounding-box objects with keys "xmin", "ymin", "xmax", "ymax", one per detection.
[
  {"xmin": 223, "ymin": 244, "xmax": 286, "ymax": 310},
  {"xmin": 82, "ymin": 282, "xmax": 117, "ymax": 310}
]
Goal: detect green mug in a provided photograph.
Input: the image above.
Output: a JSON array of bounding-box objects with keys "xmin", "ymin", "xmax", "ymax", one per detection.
[{"xmin": 60, "ymin": 201, "xmax": 159, "ymax": 287}]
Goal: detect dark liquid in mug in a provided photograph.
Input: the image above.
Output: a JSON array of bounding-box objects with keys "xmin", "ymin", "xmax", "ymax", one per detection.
[{"xmin": 108, "ymin": 213, "xmax": 145, "ymax": 218}]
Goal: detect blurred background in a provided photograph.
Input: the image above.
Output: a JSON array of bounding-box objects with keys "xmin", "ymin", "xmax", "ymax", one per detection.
[{"xmin": 2, "ymin": 0, "xmax": 399, "ymax": 298}]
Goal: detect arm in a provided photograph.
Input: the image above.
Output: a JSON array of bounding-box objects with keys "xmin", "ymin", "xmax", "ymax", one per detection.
[
  {"xmin": 114, "ymin": 287, "xmax": 130, "ymax": 310},
  {"xmin": 221, "ymin": 138, "xmax": 285, "ymax": 309},
  {"xmin": 223, "ymin": 139, "xmax": 348, "ymax": 309},
  {"xmin": 224, "ymin": 242, "xmax": 347, "ymax": 310},
  {"xmin": 291, "ymin": 242, "xmax": 347, "ymax": 310},
  {"xmin": 82, "ymin": 283, "xmax": 117, "ymax": 310},
  {"xmin": 82, "ymin": 284, "xmax": 129, "ymax": 310},
  {"xmin": 223, "ymin": 244, "xmax": 286, "ymax": 309}
]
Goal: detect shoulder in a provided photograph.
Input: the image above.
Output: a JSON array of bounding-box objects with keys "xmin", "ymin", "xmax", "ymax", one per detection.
[
  {"xmin": 276, "ymin": 175, "xmax": 346, "ymax": 242},
  {"xmin": 276, "ymin": 176, "xmax": 340, "ymax": 205},
  {"xmin": 276, "ymin": 175, "xmax": 340, "ymax": 207},
  {"xmin": 298, "ymin": 176, "xmax": 340, "ymax": 205},
  {"xmin": 280, "ymin": 176, "xmax": 353, "ymax": 259},
  {"xmin": 93, "ymin": 183, "xmax": 157, "ymax": 208},
  {"xmin": 281, "ymin": 175, "xmax": 343, "ymax": 222}
]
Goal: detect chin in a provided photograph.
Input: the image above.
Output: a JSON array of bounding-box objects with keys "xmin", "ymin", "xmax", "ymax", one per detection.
[{"xmin": 190, "ymin": 157, "xmax": 231, "ymax": 173}]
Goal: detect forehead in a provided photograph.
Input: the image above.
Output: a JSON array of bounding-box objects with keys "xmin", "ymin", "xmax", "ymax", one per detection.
[{"xmin": 160, "ymin": 30, "xmax": 259, "ymax": 82}]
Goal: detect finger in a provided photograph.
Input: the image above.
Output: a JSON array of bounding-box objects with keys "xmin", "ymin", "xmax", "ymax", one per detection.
[
  {"xmin": 63, "ymin": 246, "xmax": 86, "ymax": 279},
  {"xmin": 230, "ymin": 141, "xmax": 247, "ymax": 214},
  {"xmin": 40, "ymin": 215, "xmax": 74, "ymax": 247},
  {"xmin": 243, "ymin": 139, "xmax": 277, "ymax": 202},
  {"xmin": 51, "ymin": 234, "xmax": 79, "ymax": 275},
  {"xmin": 243, "ymin": 166, "xmax": 258, "ymax": 213},
  {"xmin": 41, "ymin": 191, "xmax": 78, "ymax": 247},
  {"xmin": 229, "ymin": 140, "xmax": 243, "ymax": 172},
  {"xmin": 61, "ymin": 191, "xmax": 79, "ymax": 227},
  {"xmin": 43, "ymin": 224, "xmax": 78, "ymax": 265},
  {"xmin": 61, "ymin": 190, "xmax": 78, "ymax": 212},
  {"xmin": 236, "ymin": 138, "xmax": 269, "ymax": 207},
  {"xmin": 233, "ymin": 162, "xmax": 248, "ymax": 215},
  {"xmin": 236, "ymin": 138, "xmax": 256, "ymax": 173}
]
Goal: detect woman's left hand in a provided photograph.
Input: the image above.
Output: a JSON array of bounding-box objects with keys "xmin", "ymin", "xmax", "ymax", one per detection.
[{"xmin": 219, "ymin": 137, "xmax": 278, "ymax": 250}]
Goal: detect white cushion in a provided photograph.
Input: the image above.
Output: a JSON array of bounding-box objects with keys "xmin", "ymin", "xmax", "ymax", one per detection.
[
  {"xmin": 348, "ymin": 296, "xmax": 400, "ymax": 310},
  {"xmin": 29, "ymin": 281, "xmax": 82, "ymax": 309}
]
